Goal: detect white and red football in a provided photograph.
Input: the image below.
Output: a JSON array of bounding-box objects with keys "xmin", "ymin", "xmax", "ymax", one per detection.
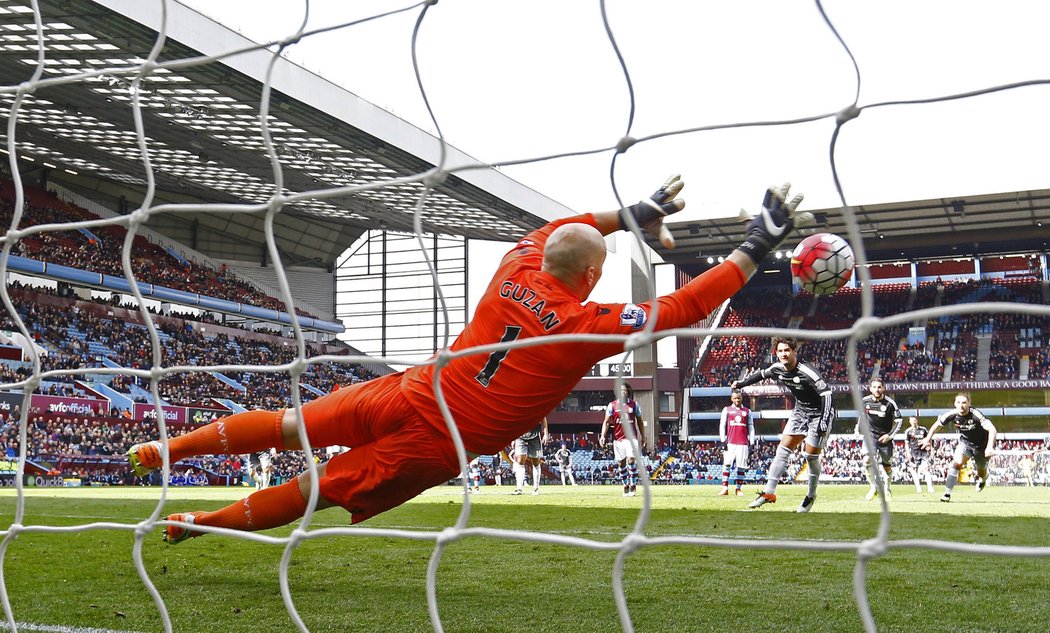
[{"xmin": 790, "ymin": 233, "xmax": 855, "ymax": 295}]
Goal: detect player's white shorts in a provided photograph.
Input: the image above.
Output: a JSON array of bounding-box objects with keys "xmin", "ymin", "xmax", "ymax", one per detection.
[
  {"xmin": 784, "ymin": 408, "xmax": 834, "ymax": 449},
  {"xmin": 613, "ymin": 437, "xmax": 639, "ymax": 461},
  {"xmin": 722, "ymin": 443, "xmax": 749, "ymax": 468},
  {"xmin": 514, "ymin": 436, "xmax": 543, "ymax": 460}
]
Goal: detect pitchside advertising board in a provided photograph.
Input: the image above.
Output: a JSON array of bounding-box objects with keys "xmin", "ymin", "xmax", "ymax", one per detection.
[
  {"xmin": 134, "ymin": 402, "xmax": 187, "ymax": 425},
  {"xmin": 2, "ymin": 474, "xmax": 66, "ymax": 487},
  {"xmin": 134, "ymin": 404, "xmax": 228, "ymax": 425},
  {"xmin": 0, "ymin": 472, "xmax": 65, "ymax": 487},
  {"xmin": 0, "ymin": 391, "xmax": 107, "ymax": 417},
  {"xmin": 0, "ymin": 391, "xmax": 227, "ymax": 424}
]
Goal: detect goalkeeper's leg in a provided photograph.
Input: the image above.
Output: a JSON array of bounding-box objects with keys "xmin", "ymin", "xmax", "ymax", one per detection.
[
  {"xmin": 129, "ymin": 374, "xmax": 403, "ymax": 473},
  {"xmin": 165, "ymin": 467, "xmax": 326, "ymax": 543},
  {"xmin": 129, "ymin": 409, "xmax": 285, "ymax": 475}
]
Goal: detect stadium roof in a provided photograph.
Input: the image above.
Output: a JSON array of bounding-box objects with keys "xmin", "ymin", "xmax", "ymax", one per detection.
[
  {"xmin": 656, "ymin": 187, "xmax": 1050, "ymax": 276},
  {"xmin": 0, "ymin": 0, "xmax": 574, "ymax": 269}
]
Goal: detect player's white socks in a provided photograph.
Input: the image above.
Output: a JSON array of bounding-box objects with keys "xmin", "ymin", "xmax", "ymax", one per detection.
[
  {"xmin": 912, "ymin": 470, "xmax": 922, "ymax": 492},
  {"xmin": 765, "ymin": 445, "xmax": 793, "ymax": 494},
  {"xmin": 531, "ymin": 464, "xmax": 541, "ymax": 491},
  {"xmin": 925, "ymin": 471, "xmax": 934, "ymax": 492},
  {"xmin": 514, "ymin": 463, "xmax": 526, "ymax": 491},
  {"xmin": 865, "ymin": 467, "xmax": 877, "ymax": 490},
  {"xmin": 806, "ymin": 454, "xmax": 821, "ymax": 498},
  {"xmin": 945, "ymin": 464, "xmax": 960, "ymax": 494}
]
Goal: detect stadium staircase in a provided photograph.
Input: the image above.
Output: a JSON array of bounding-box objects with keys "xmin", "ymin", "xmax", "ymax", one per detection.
[
  {"xmin": 975, "ymin": 335, "xmax": 993, "ymax": 381},
  {"xmin": 81, "ymin": 380, "xmax": 134, "ymax": 412},
  {"xmin": 212, "ymin": 398, "xmax": 246, "ymax": 413},
  {"xmin": 300, "ymin": 383, "xmax": 326, "ymax": 397},
  {"xmin": 212, "ymin": 372, "xmax": 247, "ymax": 393},
  {"xmin": 128, "ymin": 382, "xmax": 154, "ymax": 403}
]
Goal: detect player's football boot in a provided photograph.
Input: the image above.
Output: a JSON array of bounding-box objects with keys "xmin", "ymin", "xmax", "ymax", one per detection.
[
  {"xmin": 629, "ymin": 484, "xmax": 637, "ymax": 496},
  {"xmin": 718, "ymin": 486, "xmax": 730, "ymax": 496},
  {"xmin": 511, "ymin": 489, "xmax": 523, "ymax": 495},
  {"xmin": 975, "ymin": 477, "xmax": 986, "ymax": 492},
  {"xmin": 163, "ymin": 512, "xmax": 204, "ymax": 545},
  {"xmin": 734, "ymin": 489, "xmax": 744, "ymax": 497},
  {"xmin": 127, "ymin": 441, "xmax": 163, "ymax": 476},
  {"xmin": 748, "ymin": 492, "xmax": 776, "ymax": 508},
  {"xmin": 864, "ymin": 486, "xmax": 878, "ymax": 501},
  {"xmin": 940, "ymin": 492, "xmax": 951, "ymax": 503},
  {"xmin": 622, "ymin": 485, "xmax": 630, "ymax": 497},
  {"xmin": 796, "ymin": 496, "xmax": 815, "ymax": 513}
]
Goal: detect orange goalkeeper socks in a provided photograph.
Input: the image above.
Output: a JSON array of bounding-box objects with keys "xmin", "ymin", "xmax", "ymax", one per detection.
[
  {"xmin": 167, "ymin": 409, "xmax": 285, "ymax": 462},
  {"xmin": 194, "ymin": 479, "xmax": 308, "ymax": 534}
]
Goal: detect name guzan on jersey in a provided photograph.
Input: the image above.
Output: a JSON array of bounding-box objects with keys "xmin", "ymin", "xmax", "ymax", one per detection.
[{"xmin": 499, "ymin": 281, "xmax": 561, "ymax": 331}]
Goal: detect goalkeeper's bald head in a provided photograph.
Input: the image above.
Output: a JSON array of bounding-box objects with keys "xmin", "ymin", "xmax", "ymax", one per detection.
[{"xmin": 542, "ymin": 223, "xmax": 608, "ymax": 301}]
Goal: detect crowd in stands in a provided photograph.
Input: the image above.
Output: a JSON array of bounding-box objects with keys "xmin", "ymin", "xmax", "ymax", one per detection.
[
  {"xmin": 0, "ymin": 275, "xmax": 377, "ymax": 486},
  {"xmin": 692, "ymin": 277, "xmax": 1050, "ymax": 387},
  {"xmin": 1, "ymin": 181, "xmax": 318, "ymax": 319},
  {"xmin": 1, "ymin": 287, "xmax": 374, "ymax": 409}
]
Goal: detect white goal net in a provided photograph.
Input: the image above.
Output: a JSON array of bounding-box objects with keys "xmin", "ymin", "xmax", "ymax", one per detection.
[{"xmin": 1, "ymin": 2, "xmax": 1050, "ymax": 632}]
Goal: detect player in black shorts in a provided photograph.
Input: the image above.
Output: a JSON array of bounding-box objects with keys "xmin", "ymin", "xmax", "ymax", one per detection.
[
  {"xmin": 904, "ymin": 417, "xmax": 934, "ymax": 493},
  {"xmin": 857, "ymin": 378, "xmax": 903, "ymax": 501},
  {"xmin": 922, "ymin": 394, "xmax": 997, "ymax": 502},
  {"xmin": 734, "ymin": 336, "xmax": 835, "ymax": 513}
]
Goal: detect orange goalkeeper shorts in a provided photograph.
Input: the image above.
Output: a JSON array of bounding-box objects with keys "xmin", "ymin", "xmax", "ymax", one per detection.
[{"xmin": 297, "ymin": 371, "xmax": 460, "ymax": 524}]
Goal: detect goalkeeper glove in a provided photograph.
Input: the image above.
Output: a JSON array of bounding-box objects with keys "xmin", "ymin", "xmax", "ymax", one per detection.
[
  {"xmin": 737, "ymin": 183, "xmax": 811, "ymax": 264},
  {"xmin": 619, "ymin": 174, "xmax": 685, "ymax": 249}
]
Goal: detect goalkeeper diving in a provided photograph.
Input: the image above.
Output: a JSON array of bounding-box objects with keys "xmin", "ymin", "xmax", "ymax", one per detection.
[{"xmin": 128, "ymin": 177, "xmax": 810, "ymax": 543}]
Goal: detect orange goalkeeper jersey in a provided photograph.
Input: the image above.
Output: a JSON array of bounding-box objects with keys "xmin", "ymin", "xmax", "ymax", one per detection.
[{"xmin": 402, "ymin": 214, "xmax": 746, "ymax": 456}]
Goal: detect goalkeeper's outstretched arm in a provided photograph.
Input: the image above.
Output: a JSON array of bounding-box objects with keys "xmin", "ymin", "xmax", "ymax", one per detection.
[{"xmin": 592, "ymin": 177, "xmax": 807, "ymax": 281}]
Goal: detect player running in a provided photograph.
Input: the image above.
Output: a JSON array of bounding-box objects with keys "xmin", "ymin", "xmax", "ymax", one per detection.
[
  {"xmin": 856, "ymin": 378, "xmax": 903, "ymax": 501},
  {"xmin": 734, "ymin": 337, "xmax": 834, "ymax": 513},
  {"xmin": 921, "ymin": 393, "xmax": 997, "ymax": 502},
  {"xmin": 904, "ymin": 416, "xmax": 934, "ymax": 493},
  {"xmin": 126, "ymin": 178, "xmax": 810, "ymax": 543}
]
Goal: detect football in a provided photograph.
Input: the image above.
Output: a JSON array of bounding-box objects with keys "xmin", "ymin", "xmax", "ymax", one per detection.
[{"xmin": 790, "ymin": 233, "xmax": 855, "ymax": 295}]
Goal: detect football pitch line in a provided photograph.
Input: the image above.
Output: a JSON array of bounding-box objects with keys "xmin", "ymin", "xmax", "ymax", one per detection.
[{"xmin": 0, "ymin": 622, "xmax": 147, "ymax": 633}]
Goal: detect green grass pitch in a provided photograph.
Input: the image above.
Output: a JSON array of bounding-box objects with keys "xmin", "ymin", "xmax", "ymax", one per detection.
[{"xmin": 1, "ymin": 483, "xmax": 1048, "ymax": 633}]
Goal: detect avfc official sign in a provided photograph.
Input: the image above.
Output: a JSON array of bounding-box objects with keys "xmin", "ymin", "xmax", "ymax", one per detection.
[
  {"xmin": 134, "ymin": 402, "xmax": 187, "ymax": 424},
  {"xmin": 31, "ymin": 394, "xmax": 109, "ymax": 417}
]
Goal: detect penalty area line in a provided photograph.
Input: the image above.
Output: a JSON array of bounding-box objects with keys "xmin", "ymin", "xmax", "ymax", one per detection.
[{"xmin": 0, "ymin": 622, "xmax": 148, "ymax": 633}]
